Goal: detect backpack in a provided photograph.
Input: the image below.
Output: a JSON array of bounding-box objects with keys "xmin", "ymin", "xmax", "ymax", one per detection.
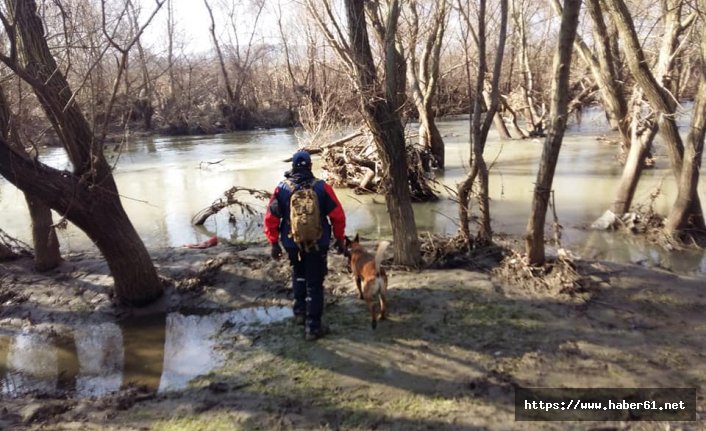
[{"xmin": 285, "ymin": 179, "xmax": 323, "ymax": 251}]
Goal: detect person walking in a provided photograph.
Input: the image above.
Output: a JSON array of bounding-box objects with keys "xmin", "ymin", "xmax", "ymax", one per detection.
[{"xmin": 264, "ymin": 150, "xmax": 346, "ymax": 340}]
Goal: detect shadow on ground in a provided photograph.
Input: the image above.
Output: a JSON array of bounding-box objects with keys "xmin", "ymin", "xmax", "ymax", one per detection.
[{"xmin": 1, "ymin": 247, "xmax": 704, "ymax": 430}]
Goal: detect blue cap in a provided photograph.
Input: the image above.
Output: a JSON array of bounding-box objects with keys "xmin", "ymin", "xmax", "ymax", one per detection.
[{"xmin": 292, "ymin": 150, "xmax": 312, "ymax": 169}]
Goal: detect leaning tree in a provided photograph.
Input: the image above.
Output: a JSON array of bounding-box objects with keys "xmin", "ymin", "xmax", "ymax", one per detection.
[
  {"xmin": 0, "ymin": 0, "xmax": 164, "ymax": 305},
  {"xmin": 602, "ymin": 0, "xmax": 705, "ymax": 239},
  {"xmin": 525, "ymin": 0, "xmax": 581, "ymax": 265}
]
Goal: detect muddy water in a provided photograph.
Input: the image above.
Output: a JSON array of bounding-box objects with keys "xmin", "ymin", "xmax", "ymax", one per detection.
[
  {"xmin": 0, "ymin": 306, "xmax": 291, "ymax": 397},
  {"xmin": 1, "ymin": 110, "xmax": 705, "ymax": 274}
]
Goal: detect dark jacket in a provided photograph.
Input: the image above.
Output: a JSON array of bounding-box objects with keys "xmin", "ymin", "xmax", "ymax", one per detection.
[{"xmin": 264, "ymin": 168, "xmax": 346, "ymax": 249}]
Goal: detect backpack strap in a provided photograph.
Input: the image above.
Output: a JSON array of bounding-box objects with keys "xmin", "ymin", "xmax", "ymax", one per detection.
[
  {"xmin": 284, "ymin": 177, "xmax": 319, "ymax": 191},
  {"xmin": 283, "ymin": 178, "xmax": 296, "ymax": 192}
]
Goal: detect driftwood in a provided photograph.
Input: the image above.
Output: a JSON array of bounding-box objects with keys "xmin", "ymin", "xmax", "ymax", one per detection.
[
  {"xmin": 312, "ymin": 131, "xmax": 437, "ymax": 202},
  {"xmin": 198, "ymin": 159, "xmax": 224, "ymax": 169},
  {"xmin": 284, "ymin": 130, "xmax": 365, "ymax": 162},
  {"xmin": 192, "ymin": 186, "xmax": 271, "ymax": 226}
]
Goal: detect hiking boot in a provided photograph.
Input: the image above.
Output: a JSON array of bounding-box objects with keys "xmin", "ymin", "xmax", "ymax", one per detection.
[
  {"xmin": 292, "ymin": 314, "xmax": 305, "ymax": 326},
  {"xmin": 304, "ymin": 324, "xmax": 330, "ymax": 341}
]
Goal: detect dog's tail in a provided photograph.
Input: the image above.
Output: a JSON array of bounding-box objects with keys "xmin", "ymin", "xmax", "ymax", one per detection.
[{"xmin": 375, "ymin": 241, "xmax": 390, "ymax": 273}]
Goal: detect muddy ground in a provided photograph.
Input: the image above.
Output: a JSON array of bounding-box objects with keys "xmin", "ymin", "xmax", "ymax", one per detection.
[{"xmin": 0, "ymin": 240, "xmax": 704, "ymax": 431}]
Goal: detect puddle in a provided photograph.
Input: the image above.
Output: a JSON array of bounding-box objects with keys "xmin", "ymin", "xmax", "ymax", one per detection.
[{"xmin": 0, "ymin": 306, "xmax": 292, "ymax": 398}]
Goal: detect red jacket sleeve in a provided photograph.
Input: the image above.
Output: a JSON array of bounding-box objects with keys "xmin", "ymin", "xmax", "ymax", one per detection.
[
  {"xmin": 323, "ymin": 183, "xmax": 346, "ymax": 241},
  {"xmin": 264, "ymin": 187, "xmax": 281, "ymax": 244}
]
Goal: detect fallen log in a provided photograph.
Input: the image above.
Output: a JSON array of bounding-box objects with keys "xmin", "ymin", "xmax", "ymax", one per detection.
[
  {"xmin": 284, "ymin": 130, "xmax": 364, "ymax": 162},
  {"xmin": 192, "ymin": 187, "xmax": 271, "ymax": 226}
]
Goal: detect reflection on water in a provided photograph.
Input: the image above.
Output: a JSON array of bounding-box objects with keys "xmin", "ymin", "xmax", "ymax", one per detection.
[
  {"xmin": 0, "ymin": 109, "xmax": 705, "ymax": 275},
  {"xmin": 0, "ymin": 306, "xmax": 292, "ymax": 398}
]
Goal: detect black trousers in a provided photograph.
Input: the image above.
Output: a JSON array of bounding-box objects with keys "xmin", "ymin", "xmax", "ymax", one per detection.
[{"xmin": 287, "ymin": 248, "xmax": 328, "ymax": 331}]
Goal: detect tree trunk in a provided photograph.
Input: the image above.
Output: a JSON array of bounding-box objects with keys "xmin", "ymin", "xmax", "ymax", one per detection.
[
  {"xmin": 344, "ymin": 0, "xmax": 420, "ymax": 266},
  {"xmin": 0, "ymin": 0, "xmax": 162, "ymax": 305},
  {"xmin": 512, "ymin": 0, "xmax": 541, "ymax": 134},
  {"xmin": 603, "ymin": 0, "xmax": 705, "ymax": 230},
  {"xmin": 24, "ymin": 196, "xmax": 61, "ymax": 271},
  {"xmin": 418, "ymin": 109, "xmax": 445, "ymax": 169},
  {"xmin": 458, "ymin": 0, "xmax": 507, "ymax": 246},
  {"xmin": 0, "ymin": 83, "xmax": 61, "ymax": 271},
  {"xmin": 204, "ymin": 0, "xmax": 240, "ymax": 129},
  {"xmin": 665, "ymin": 5, "xmax": 706, "ymax": 238},
  {"xmin": 167, "ymin": 0, "xmax": 176, "ymax": 97},
  {"xmin": 406, "ymin": 0, "xmax": 447, "ymax": 169},
  {"xmin": 483, "ymin": 90, "xmax": 512, "ymax": 139},
  {"xmin": 584, "ymin": 0, "xmax": 629, "ymax": 144},
  {"xmin": 467, "ymin": 0, "xmax": 492, "ymax": 245},
  {"xmin": 458, "ymin": 163, "xmax": 478, "ymax": 243},
  {"xmin": 606, "ymin": 0, "xmax": 683, "ymax": 215},
  {"xmin": 525, "ymin": 0, "xmax": 581, "ymax": 266},
  {"xmin": 666, "ymin": 94, "xmax": 706, "ymax": 236},
  {"xmin": 611, "ymin": 89, "xmax": 658, "ymax": 214}
]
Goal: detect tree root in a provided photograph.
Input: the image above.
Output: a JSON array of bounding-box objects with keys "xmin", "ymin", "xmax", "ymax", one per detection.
[{"xmin": 493, "ymin": 249, "xmax": 593, "ymax": 299}]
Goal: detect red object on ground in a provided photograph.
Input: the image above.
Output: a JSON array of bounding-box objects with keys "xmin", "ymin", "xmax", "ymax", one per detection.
[{"xmin": 184, "ymin": 236, "xmax": 219, "ymax": 249}]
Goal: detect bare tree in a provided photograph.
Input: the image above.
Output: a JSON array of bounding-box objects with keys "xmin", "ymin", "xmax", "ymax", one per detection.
[
  {"xmin": 457, "ymin": 0, "xmax": 508, "ymax": 246},
  {"xmin": 128, "ymin": 1, "xmax": 156, "ymax": 130},
  {"xmin": 275, "ymin": 2, "xmax": 326, "ymax": 127},
  {"xmin": 552, "ymin": 0, "xmax": 629, "ymax": 147},
  {"xmin": 204, "ymin": 0, "xmax": 267, "ymax": 130},
  {"xmin": 525, "ymin": 0, "xmax": 581, "ymax": 265},
  {"xmin": 608, "ymin": 0, "xmax": 695, "ymax": 215},
  {"xmin": 0, "ymin": 0, "xmax": 163, "ymax": 305},
  {"xmin": 166, "ymin": 0, "xmax": 176, "ymax": 96},
  {"xmin": 603, "ymin": 0, "xmax": 705, "ymax": 236},
  {"xmin": 307, "ymin": 0, "xmax": 421, "ymax": 266},
  {"xmin": 665, "ymin": 2, "xmax": 706, "ymax": 238},
  {"xmin": 511, "ymin": 0, "xmax": 544, "ymax": 137},
  {"xmin": 98, "ymin": 0, "xmax": 165, "ymax": 140},
  {"xmin": 405, "ymin": 0, "xmax": 448, "ymax": 169}
]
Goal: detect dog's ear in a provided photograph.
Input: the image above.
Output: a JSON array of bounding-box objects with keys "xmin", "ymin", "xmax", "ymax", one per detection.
[
  {"xmin": 344, "ymin": 236, "xmax": 351, "ymax": 246},
  {"xmin": 354, "ymin": 233, "xmax": 359, "ymax": 243}
]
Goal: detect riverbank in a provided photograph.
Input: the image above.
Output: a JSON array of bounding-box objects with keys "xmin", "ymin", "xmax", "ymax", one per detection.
[{"xmin": 1, "ymin": 242, "xmax": 704, "ymax": 430}]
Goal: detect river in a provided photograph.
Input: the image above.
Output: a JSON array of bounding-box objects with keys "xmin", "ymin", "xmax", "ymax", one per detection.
[{"xmin": 1, "ymin": 109, "xmax": 705, "ymax": 275}]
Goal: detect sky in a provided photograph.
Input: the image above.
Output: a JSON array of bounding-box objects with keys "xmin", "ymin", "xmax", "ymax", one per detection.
[{"xmin": 142, "ymin": 0, "xmax": 288, "ymax": 56}]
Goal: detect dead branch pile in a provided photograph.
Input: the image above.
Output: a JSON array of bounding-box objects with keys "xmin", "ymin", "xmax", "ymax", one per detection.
[
  {"xmin": 419, "ymin": 233, "xmax": 505, "ymax": 270},
  {"xmin": 0, "ymin": 228, "xmax": 32, "ymax": 261},
  {"xmin": 493, "ymin": 249, "xmax": 592, "ymax": 299},
  {"xmin": 628, "ymin": 184, "xmax": 666, "ymax": 235},
  {"xmin": 192, "ymin": 186, "xmax": 271, "ymax": 226},
  {"xmin": 311, "ymin": 132, "xmax": 438, "ymax": 202}
]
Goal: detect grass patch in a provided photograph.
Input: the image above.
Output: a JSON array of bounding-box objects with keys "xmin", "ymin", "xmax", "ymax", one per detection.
[{"xmin": 152, "ymin": 413, "xmax": 240, "ymax": 431}]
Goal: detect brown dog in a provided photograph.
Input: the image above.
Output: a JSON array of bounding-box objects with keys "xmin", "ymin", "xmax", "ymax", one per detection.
[{"xmin": 345, "ymin": 234, "xmax": 390, "ymax": 329}]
